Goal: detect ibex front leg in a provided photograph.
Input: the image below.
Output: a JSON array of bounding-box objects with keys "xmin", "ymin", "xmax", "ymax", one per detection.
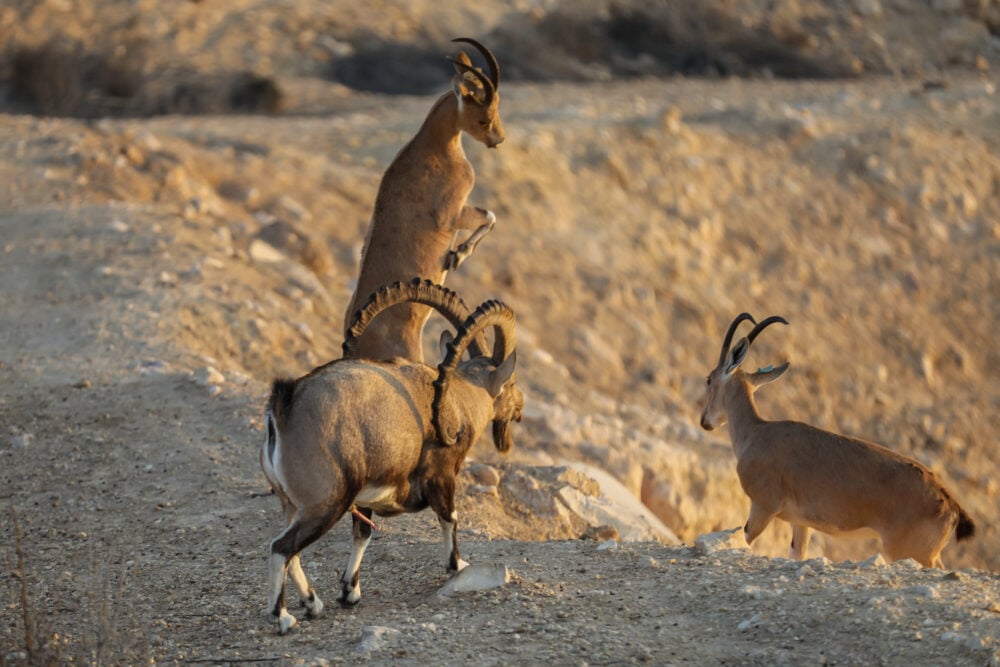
[
  {"xmin": 444, "ymin": 208, "xmax": 496, "ymax": 271},
  {"xmin": 428, "ymin": 476, "xmax": 468, "ymax": 572}
]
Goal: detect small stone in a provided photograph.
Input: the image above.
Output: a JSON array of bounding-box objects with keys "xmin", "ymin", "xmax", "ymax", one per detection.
[
  {"xmin": 108, "ymin": 219, "xmax": 130, "ymax": 233},
  {"xmin": 194, "ymin": 366, "xmax": 225, "ymax": 387},
  {"xmin": 357, "ymin": 625, "xmax": 401, "ymax": 653},
  {"xmin": 906, "ymin": 585, "xmax": 939, "ymax": 599},
  {"xmin": 695, "ymin": 527, "xmax": 748, "ymax": 555},
  {"xmin": 860, "ymin": 553, "xmax": 887, "ymax": 569},
  {"xmin": 436, "ymin": 564, "xmax": 509, "ymax": 597},
  {"xmin": 294, "ymin": 322, "xmax": 314, "ymax": 343},
  {"xmin": 738, "ymin": 612, "xmax": 763, "ymax": 631},
  {"xmin": 248, "ymin": 238, "xmax": 287, "ymax": 264},
  {"xmin": 853, "ymin": 0, "xmax": 883, "ymax": 17},
  {"xmin": 465, "ymin": 462, "xmax": 500, "ymax": 488},
  {"xmin": 596, "ymin": 539, "xmax": 619, "ymax": 551}
]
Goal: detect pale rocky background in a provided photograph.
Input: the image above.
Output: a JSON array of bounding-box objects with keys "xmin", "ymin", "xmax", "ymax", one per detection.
[{"xmin": 0, "ymin": 0, "xmax": 998, "ymax": 664}]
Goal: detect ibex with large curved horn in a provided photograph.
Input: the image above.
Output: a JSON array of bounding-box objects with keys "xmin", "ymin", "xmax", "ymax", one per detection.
[
  {"xmin": 344, "ymin": 37, "xmax": 505, "ymax": 363},
  {"xmin": 700, "ymin": 312, "xmax": 974, "ymax": 567},
  {"xmin": 260, "ymin": 282, "xmax": 521, "ymax": 634}
]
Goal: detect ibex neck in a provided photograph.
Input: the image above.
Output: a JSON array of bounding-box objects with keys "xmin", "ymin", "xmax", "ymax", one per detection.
[
  {"xmin": 725, "ymin": 376, "xmax": 765, "ymax": 456},
  {"xmin": 413, "ymin": 92, "xmax": 464, "ymax": 154}
]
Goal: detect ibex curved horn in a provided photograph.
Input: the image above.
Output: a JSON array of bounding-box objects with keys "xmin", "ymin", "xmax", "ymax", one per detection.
[
  {"xmin": 746, "ymin": 315, "xmax": 789, "ymax": 346},
  {"xmin": 343, "ymin": 278, "xmax": 487, "ymax": 359},
  {"xmin": 433, "ymin": 300, "xmax": 516, "ymax": 446},
  {"xmin": 719, "ymin": 312, "xmax": 756, "ymax": 366},
  {"xmin": 451, "ymin": 37, "xmax": 499, "ymax": 90}
]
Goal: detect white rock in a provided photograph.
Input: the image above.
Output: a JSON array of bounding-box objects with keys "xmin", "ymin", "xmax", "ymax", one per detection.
[
  {"xmin": 931, "ymin": 0, "xmax": 962, "ymax": 11},
  {"xmin": 357, "ymin": 625, "xmax": 401, "ymax": 652},
  {"xmin": 852, "ymin": 0, "xmax": 883, "ymax": 17},
  {"xmin": 695, "ymin": 527, "xmax": 748, "ymax": 555},
  {"xmin": 559, "ymin": 463, "xmax": 680, "ymax": 544},
  {"xmin": 193, "ymin": 366, "xmax": 226, "ymax": 387},
  {"xmin": 248, "ymin": 239, "xmax": 287, "ymax": 264},
  {"xmin": 859, "ymin": 553, "xmax": 887, "ymax": 569},
  {"xmin": 906, "ymin": 585, "xmax": 939, "ymax": 599},
  {"xmin": 738, "ymin": 612, "xmax": 763, "ymax": 631},
  {"xmin": 436, "ymin": 564, "xmax": 510, "ymax": 598},
  {"xmin": 465, "ymin": 462, "xmax": 501, "ymax": 488},
  {"xmin": 596, "ymin": 539, "xmax": 619, "ymax": 551}
]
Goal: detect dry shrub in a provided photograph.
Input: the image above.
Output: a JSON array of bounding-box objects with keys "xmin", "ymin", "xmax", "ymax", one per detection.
[
  {"xmin": 329, "ymin": 41, "xmax": 460, "ymax": 95},
  {"xmin": 498, "ymin": 0, "xmax": 854, "ymax": 81},
  {"xmin": 4, "ymin": 37, "xmax": 281, "ymax": 118},
  {"xmin": 1, "ymin": 507, "xmax": 150, "ymax": 666}
]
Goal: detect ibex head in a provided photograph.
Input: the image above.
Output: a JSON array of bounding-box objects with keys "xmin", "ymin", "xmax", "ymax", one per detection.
[
  {"xmin": 450, "ymin": 37, "xmax": 504, "ymax": 149},
  {"xmin": 434, "ymin": 299, "xmax": 521, "ymax": 451},
  {"xmin": 701, "ymin": 313, "xmax": 789, "ymax": 431}
]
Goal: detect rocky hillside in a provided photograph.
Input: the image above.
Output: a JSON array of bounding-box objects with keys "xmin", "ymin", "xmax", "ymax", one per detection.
[{"xmin": 1, "ymin": 0, "xmax": 998, "ymax": 663}]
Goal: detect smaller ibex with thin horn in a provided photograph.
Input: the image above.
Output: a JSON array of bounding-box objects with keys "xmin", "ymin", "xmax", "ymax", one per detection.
[
  {"xmin": 261, "ymin": 280, "xmax": 522, "ymax": 634},
  {"xmin": 344, "ymin": 38, "xmax": 505, "ymax": 363},
  {"xmin": 700, "ymin": 313, "xmax": 974, "ymax": 567}
]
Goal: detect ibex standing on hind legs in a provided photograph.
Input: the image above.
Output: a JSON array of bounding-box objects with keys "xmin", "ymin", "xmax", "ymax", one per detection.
[
  {"xmin": 344, "ymin": 38, "xmax": 505, "ymax": 363},
  {"xmin": 700, "ymin": 313, "xmax": 974, "ymax": 567}
]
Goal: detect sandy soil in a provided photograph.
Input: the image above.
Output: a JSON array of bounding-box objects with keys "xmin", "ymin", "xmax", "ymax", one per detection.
[{"xmin": 1, "ymin": 1, "xmax": 999, "ymax": 664}]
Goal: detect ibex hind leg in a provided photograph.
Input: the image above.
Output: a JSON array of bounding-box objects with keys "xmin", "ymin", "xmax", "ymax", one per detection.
[
  {"xmin": 339, "ymin": 507, "xmax": 374, "ymax": 607},
  {"xmin": 267, "ymin": 503, "xmax": 347, "ymax": 634},
  {"xmin": 278, "ymin": 501, "xmax": 323, "ymax": 618},
  {"xmin": 287, "ymin": 555, "xmax": 323, "ymax": 618},
  {"xmin": 743, "ymin": 502, "xmax": 777, "ymax": 547},
  {"xmin": 789, "ymin": 525, "xmax": 812, "ymax": 560},
  {"xmin": 882, "ymin": 521, "xmax": 950, "ymax": 568}
]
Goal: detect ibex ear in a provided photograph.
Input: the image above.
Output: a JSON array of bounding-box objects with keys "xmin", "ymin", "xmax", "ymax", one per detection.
[
  {"xmin": 439, "ymin": 330, "xmax": 455, "ymax": 361},
  {"xmin": 748, "ymin": 361, "xmax": 789, "ymax": 388},
  {"xmin": 486, "ymin": 350, "xmax": 517, "ymax": 397},
  {"xmin": 725, "ymin": 338, "xmax": 750, "ymax": 375},
  {"xmin": 451, "ymin": 52, "xmax": 475, "ymax": 100}
]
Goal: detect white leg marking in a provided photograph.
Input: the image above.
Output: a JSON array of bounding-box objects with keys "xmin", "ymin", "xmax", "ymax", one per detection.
[
  {"xmin": 340, "ymin": 532, "xmax": 372, "ymax": 604},
  {"xmin": 287, "ymin": 555, "xmax": 323, "ymax": 617},
  {"xmin": 439, "ymin": 513, "xmax": 468, "ymax": 571},
  {"xmin": 267, "ymin": 552, "xmax": 297, "ymax": 634}
]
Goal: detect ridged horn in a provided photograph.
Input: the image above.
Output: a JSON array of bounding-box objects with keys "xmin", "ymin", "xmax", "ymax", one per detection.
[
  {"xmin": 746, "ymin": 315, "xmax": 789, "ymax": 346},
  {"xmin": 433, "ymin": 300, "xmax": 516, "ymax": 446},
  {"xmin": 342, "ymin": 278, "xmax": 487, "ymax": 359},
  {"xmin": 451, "ymin": 37, "xmax": 499, "ymax": 90},
  {"xmin": 448, "ymin": 57, "xmax": 495, "ymax": 106},
  {"xmin": 719, "ymin": 312, "xmax": 756, "ymax": 366}
]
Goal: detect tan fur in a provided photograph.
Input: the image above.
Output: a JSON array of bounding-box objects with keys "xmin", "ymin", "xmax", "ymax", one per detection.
[
  {"xmin": 344, "ymin": 42, "xmax": 504, "ymax": 362},
  {"xmin": 262, "ymin": 288, "xmax": 520, "ymax": 634},
  {"xmin": 700, "ymin": 314, "xmax": 974, "ymax": 568}
]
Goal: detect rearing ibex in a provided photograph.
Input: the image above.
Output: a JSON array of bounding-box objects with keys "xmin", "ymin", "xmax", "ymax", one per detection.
[
  {"xmin": 261, "ymin": 281, "xmax": 522, "ymax": 634},
  {"xmin": 700, "ymin": 312, "xmax": 974, "ymax": 567},
  {"xmin": 344, "ymin": 38, "xmax": 505, "ymax": 363}
]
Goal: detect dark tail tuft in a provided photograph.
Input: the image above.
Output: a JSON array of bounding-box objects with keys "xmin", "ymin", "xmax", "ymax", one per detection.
[
  {"xmin": 955, "ymin": 508, "xmax": 975, "ymax": 541},
  {"xmin": 268, "ymin": 378, "xmax": 297, "ymax": 427}
]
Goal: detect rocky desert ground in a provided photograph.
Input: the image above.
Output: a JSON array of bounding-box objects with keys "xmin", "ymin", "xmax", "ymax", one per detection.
[{"xmin": 1, "ymin": 0, "xmax": 999, "ymax": 664}]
